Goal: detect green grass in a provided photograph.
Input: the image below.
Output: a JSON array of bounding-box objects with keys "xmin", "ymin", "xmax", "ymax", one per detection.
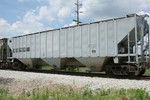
[
  {"xmin": 144, "ymin": 68, "xmax": 150, "ymax": 76},
  {"xmin": 1, "ymin": 85, "xmax": 150, "ymax": 100},
  {"xmin": 38, "ymin": 66, "xmax": 53, "ymax": 70},
  {"xmin": 0, "ymin": 87, "xmax": 13, "ymax": 100},
  {"xmin": 66, "ymin": 66, "xmax": 88, "ymax": 72},
  {"xmin": 39, "ymin": 65, "xmax": 90, "ymax": 72}
]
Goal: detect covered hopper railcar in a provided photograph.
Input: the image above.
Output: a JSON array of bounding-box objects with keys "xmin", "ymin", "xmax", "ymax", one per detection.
[
  {"xmin": 0, "ymin": 38, "xmax": 12, "ymax": 68},
  {"xmin": 0, "ymin": 14, "xmax": 150, "ymax": 76}
]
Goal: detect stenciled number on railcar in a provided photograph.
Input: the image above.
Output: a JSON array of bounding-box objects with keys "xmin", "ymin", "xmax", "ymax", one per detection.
[{"xmin": 13, "ymin": 47, "xmax": 30, "ymax": 53}]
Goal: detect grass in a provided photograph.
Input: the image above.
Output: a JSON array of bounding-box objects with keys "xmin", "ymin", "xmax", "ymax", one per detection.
[
  {"xmin": 0, "ymin": 87, "xmax": 13, "ymax": 100},
  {"xmin": 39, "ymin": 65, "xmax": 91, "ymax": 72},
  {"xmin": 144, "ymin": 68, "xmax": 150, "ymax": 76},
  {"xmin": 38, "ymin": 66, "xmax": 53, "ymax": 70},
  {"xmin": 41, "ymin": 66, "xmax": 53, "ymax": 70},
  {"xmin": 1, "ymin": 85, "xmax": 150, "ymax": 100}
]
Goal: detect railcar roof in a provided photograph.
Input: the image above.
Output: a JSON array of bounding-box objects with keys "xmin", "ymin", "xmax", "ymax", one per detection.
[{"xmin": 12, "ymin": 14, "xmax": 138, "ymax": 38}]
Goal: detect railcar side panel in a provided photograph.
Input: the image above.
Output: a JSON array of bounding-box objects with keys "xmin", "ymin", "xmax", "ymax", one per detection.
[
  {"xmin": 19, "ymin": 36, "xmax": 23, "ymax": 58},
  {"xmin": 46, "ymin": 31, "xmax": 52, "ymax": 58},
  {"xmin": 35, "ymin": 34, "xmax": 41, "ymax": 58},
  {"xmin": 26, "ymin": 35, "xmax": 31, "ymax": 58},
  {"xmin": 81, "ymin": 25, "xmax": 89, "ymax": 57},
  {"xmin": 60, "ymin": 29, "xmax": 66, "ymax": 57},
  {"xmin": 31, "ymin": 35, "xmax": 36, "ymax": 58},
  {"xmin": 53, "ymin": 30, "xmax": 60, "ymax": 58},
  {"xmin": 90, "ymin": 23, "xmax": 98, "ymax": 57},
  {"xmin": 22, "ymin": 36, "xmax": 26, "ymax": 58},
  {"xmin": 41, "ymin": 32, "xmax": 47, "ymax": 58},
  {"xmin": 107, "ymin": 20, "xmax": 115, "ymax": 56},
  {"xmin": 67, "ymin": 28, "xmax": 74, "ymax": 57},
  {"xmin": 99, "ymin": 22, "xmax": 107, "ymax": 56},
  {"xmin": 74, "ymin": 27, "xmax": 81, "ymax": 57}
]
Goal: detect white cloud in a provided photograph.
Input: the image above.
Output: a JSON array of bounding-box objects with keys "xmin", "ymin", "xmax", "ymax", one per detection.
[
  {"xmin": 0, "ymin": 18, "xmax": 10, "ymax": 27},
  {"xmin": 39, "ymin": 6, "xmax": 48, "ymax": 19},
  {"xmin": 0, "ymin": 19, "xmax": 11, "ymax": 38},
  {"xmin": 1, "ymin": 0, "xmax": 150, "ymax": 39},
  {"xmin": 39, "ymin": 6, "xmax": 55, "ymax": 22},
  {"xmin": 64, "ymin": 21, "xmax": 76, "ymax": 27},
  {"xmin": 30, "ymin": 0, "xmax": 75, "ymax": 22},
  {"xmin": 0, "ymin": 11, "xmax": 51, "ymax": 38},
  {"xmin": 0, "ymin": 0, "xmax": 76, "ymax": 38},
  {"xmin": 11, "ymin": 20, "xmax": 44, "ymax": 34},
  {"xmin": 80, "ymin": 0, "xmax": 150, "ymax": 20},
  {"xmin": 46, "ymin": 0, "xmax": 75, "ymax": 20},
  {"xmin": 57, "ymin": 7, "xmax": 71, "ymax": 18},
  {"xmin": 23, "ymin": 10, "xmax": 39, "ymax": 22}
]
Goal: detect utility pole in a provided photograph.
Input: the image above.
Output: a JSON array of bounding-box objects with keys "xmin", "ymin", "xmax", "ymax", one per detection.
[{"xmin": 73, "ymin": 0, "xmax": 82, "ymax": 25}]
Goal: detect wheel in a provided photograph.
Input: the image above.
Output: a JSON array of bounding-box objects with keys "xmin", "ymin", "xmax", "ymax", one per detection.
[
  {"xmin": 127, "ymin": 64, "xmax": 140, "ymax": 77},
  {"xmin": 0, "ymin": 63, "xmax": 2, "ymax": 68},
  {"xmin": 128, "ymin": 72, "xmax": 134, "ymax": 76},
  {"xmin": 1, "ymin": 63, "xmax": 6, "ymax": 69},
  {"xmin": 128, "ymin": 71, "xmax": 140, "ymax": 77},
  {"xmin": 105, "ymin": 65, "xmax": 114, "ymax": 77},
  {"xmin": 139, "ymin": 69, "xmax": 145, "ymax": 76},
  {"xmin": 21, "ymin": 65, "xmax": 27, "ymax": 70},
  {"xmin": 12, "ymin": 62, "xmax": 21, "ymax": 70}
]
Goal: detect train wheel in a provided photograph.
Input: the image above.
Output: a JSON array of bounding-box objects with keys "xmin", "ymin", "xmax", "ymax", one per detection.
[
  {"xmin": 0, "ymin": 63, "xmax": 2, "ymax": 68},
  {"xmin": 126, "ymin": 64, "xmax": 140, "ymax": 77},
  {"xmin": 128, "ymin": 70, "xmax": 140, "ymax": 77},
  {"xmin": 12, "ymin": 62, "xmax": 17, "ymax": 69},
  {"xmin": 12, "ymin": 62, "xmax": 20, "ymax": 70},
  {"xmin": 105, "ymin": 65, "xmax": 114, "ymax": 77},
  {"xmin": 7, "ymin": 63, "xmax": 12, "ymax": 69},
  {"xmin": 1, "ymin": 63, "xmax": 6, "ymax": 69},
  {"xmin": 12, "ymin": 62, "xmax": 26, "ymax": 70},
  {"xmin": 139, "ymin": 69, "xmax": 145, "ymax": 76},
  {"xmin": 21, "ymin": 65, "xmax": 27, "ymax": 70},
  {"xmin": 128, "ymin": 72, "xmax": 136, "ymax": 77}
]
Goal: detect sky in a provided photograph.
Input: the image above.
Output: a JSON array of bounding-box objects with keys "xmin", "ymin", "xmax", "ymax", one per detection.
[{"xmin": 0, "ymin": 0, "xmax": 150, "ymax": 38}]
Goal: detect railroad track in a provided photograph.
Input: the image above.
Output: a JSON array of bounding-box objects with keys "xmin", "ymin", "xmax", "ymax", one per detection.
[
  {"xmin": 136, "ymin": 75, "xmax": 150, "ymax": 80},
  {"xmin": 17, "ymin": 69, "xmax": 108, "ymax": 78},
  {"xmin": 24, "ymin": 70, "xmax": 150, "ymax": 80},
  {"xmin": 112, "ymin": 75, "xmax": 150, "ymax": 80},
  {"xmin": 1, "ymin": 68, "xmax": 150, "ymax": 80}
]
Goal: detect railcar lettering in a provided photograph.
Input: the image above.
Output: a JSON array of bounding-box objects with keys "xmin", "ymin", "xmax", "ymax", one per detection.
[{"xmin": 13, "ymin": 47, "xmax": 30, "ymax": 53}]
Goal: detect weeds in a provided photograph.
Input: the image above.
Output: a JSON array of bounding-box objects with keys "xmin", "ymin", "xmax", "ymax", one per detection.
[
  {"xmin": 0, "ymin": 85, "xmax": 150, "ymax": 100},
  {"xmin": 0, "ymin": 87, "xmax": 13, "ymax": 100}
]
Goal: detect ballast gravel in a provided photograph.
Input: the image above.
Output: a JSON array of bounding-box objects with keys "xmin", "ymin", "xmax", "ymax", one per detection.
[{"xmin": 0, "ymin": 70, "xmax": 150, "ymax": 95}]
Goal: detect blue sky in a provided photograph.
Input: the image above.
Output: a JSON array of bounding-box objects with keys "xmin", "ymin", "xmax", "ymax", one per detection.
[{"xmin": 0, "ymin": 0, "xmax": 150, "ymax": 38}]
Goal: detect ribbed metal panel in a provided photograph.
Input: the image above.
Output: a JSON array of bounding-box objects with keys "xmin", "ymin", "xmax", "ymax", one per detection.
[{"xmin": 9, "ymin": 16, "xmax": 137, "ymax": 59}]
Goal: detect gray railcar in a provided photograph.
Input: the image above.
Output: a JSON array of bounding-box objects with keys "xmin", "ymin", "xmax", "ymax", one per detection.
[
  {"xmin": 8, "ymin": 14, "xmax": 150, "ymax": 76},
  {"xmin": 0, "ymin": 38, "xmax": 12, "ymax": 68}
]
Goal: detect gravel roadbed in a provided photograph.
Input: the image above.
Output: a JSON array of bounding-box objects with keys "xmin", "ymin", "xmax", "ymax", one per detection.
[{"xmin": 0, "ymin": 70, "xmax": 150, "ymax": 95}]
